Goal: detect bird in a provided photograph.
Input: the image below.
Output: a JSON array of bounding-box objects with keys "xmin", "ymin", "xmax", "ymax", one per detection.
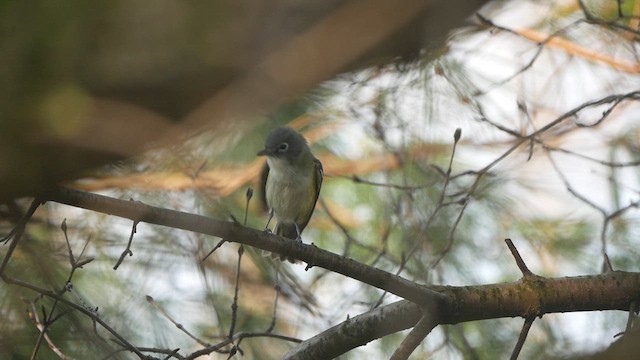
[{"xmin": 257, "ymin": 127, "xmax": 323, "ymax": 262}]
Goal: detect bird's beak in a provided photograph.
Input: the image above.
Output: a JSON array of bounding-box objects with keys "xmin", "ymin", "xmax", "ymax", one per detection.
[{"xmin": 256, "ymin": 148, "xmax": 269, "ymax": 156}]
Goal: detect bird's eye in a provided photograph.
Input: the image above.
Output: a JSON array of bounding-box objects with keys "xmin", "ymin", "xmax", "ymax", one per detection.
[{"xmin": 278, "ymin": 142, "xmax": 289, "ymax": 152}]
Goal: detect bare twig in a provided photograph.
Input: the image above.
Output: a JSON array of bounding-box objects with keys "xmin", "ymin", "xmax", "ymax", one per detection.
[
  {"xmin": 201, "ymin": 238, "xmax": 226, "ymax": 263},
  {"xmin": 389, "ymin": 311, "xmax": 438, "ymax": 360},
  {"xmin": 372, "ymin": 128, "xmax": 463, "ymax": 309},
  {"xmin": 26, "ymin": 300, "xmax": 75, "ymax": 360},
  {"xmin": 547, "ymin": 145, "xmax": 640, "ymax": 260},
  {"xmin": 161, "ymin": 348, "xmax": 181, "ymax": 360},
  {"xmin": 113, "ymin": 220, "xmax": 139, "ymax": 270},
  {"xmin": 228, "ymin": 245, "xmax": 244, "ymax": 339},
  {"xmin": 349, "ymin": 174, "xmax": 440, "ymax": 191},
  {"xmin": 602, "ymin": 252, "xmax": 614, "ymax": 273},
  {"xmin": 0, "ymin": 198, "xmax": 42, "ymax": 272},
  {"xmin": 625, "ymin": 301, "xmax": 637, "ymax": 336},
  {"xmin": 601, "ymin": 199, "xmax": 640, "ymax": 257},
  {"xmin": 146, "ymin": 295, "xmax": 209, "ymax": 347},
  {"xmin": 319, "ymin": 198, "xmax": 381, "ymax": 257},
  {"xmin": 547, "ymin": 152, "xmax": 606, "ymax": 215},
  {"xmin": 266, "ymin": 272, "xmax": 281, "ymax": 334},
  {"xmin": 8, "ymin": 278, "xmax": 147, "ymax": 357},
  {"xmin": 510, "ymin": 316, "xmax": 535, "ymax": 360},
  {"xmin": 244, "ymin": 187, "xmax": 253, "ymax": 226},
  {"xmin": 428, "ymin": 195, "xmax": 469, "ymax": 269},
  {"xmin": 531, "ymin": 91, "xmax": 640, "ymax": 137},
  {"xmin": 474, "ymin": 14, "xmax": 583, "ymax": 94},
  {"xmin": 541, "ymin": 142, "xmax": 640, "ymax": 168},
  {"xmin": 185, "ymin": 331, "xmax": 301, "ymax": 360},
  {"xmin": 202, "ymin": 188, "xmax": 253, "ymax": 264},
  {"xmin": 60, "ymin": 220, "xmax": 94, "ymax": 289},
  {"xmin": 505, "ymin": 239, "xmax": 534, "ymax": 278}
]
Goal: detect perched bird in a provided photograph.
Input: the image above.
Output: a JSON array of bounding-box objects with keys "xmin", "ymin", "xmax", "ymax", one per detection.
[{"xmin": 257, "ymin": 127, "xmax": 323, "ymax": 262}]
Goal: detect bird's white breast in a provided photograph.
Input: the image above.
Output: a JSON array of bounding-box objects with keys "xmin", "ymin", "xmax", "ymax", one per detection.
[{"xmin": 266, "ymin": 157, "xmax": 314, "ymax": 223}]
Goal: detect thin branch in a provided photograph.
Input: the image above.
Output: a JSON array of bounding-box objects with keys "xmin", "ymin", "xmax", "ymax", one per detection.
[
  {"xmin": 265, "ymin": 273, "xmax": 281, "ymax": 334},
  {"xmin": 541, "ymin": 142, "xmax": 640, "ymax": 168},
  {"xmin": 113, "ymin": 220, "xmax": 139, "ymax": 270},
  {"xmin": 162, "ymin": 348, "xmax": 181, "ymax": 360},
  {"xmin": 26, "ymin": 300, "xmax": 75, "ymax": 360},
  {"xmin": 2, "ymin": 207, "xmax": 144, "ymax": 357},
  {"xmin": 428, "ymin": 196, "xmax": 469, "ymax": 269},
  {"xmin": 389, "ymin": 311, "xmax": 438, "ymax": 360},
  {"xmin": 319, "ymin": 198, "xmax": 381, "ymax": 257},
  {"xmin": 349, "ymin": 174, "xmax": 440, "ymax": 191},
  {"xmin": 228, "ymin": 245, "xmax": 244, "ymax": 339},
  {"xmin": 510, "ymin": 316, "xmax": 535, "ymax": 360},
  {"xmin": 60, "ymin": 220, "xmax": 94, "ymax": 289},
  {"xmin": 4, "ymin": 276, "xmax": 147, "ymax": 358},
  {"xmin": 372, "ymin": 128, "xmax": 463, "ymax": 308},
  {"xmin": 185, "ymin": 331, "xmax": 301, "ymax": 360},
  {"xmin": 0, "ymin": 198, "xmax": 42, "ymax": 272},
  {"xmin": 61, "ymin": 219, "xmax": 74, "ymax": 265},
  {"xmin": 625, "ymin": 301, "xmax": 637, "ymax": 336},
  {"xmin": 474, "ymin": 14, "xmax": 584, "ymax": 94},
  {"xmin": 201, "ymin": 238, "xmax": 226, "ymax": 263},
  {"xmin": 547, "ymin": 152, "xmax": 607, "ymax": 215},
  {"xmin": 578, "ymin": 0, "xmax": 640, "ymax": 37},
  {"xmin": 603, "ymin": 252, "xmax": 614, "ymax": 273},
  {"xmin": 244, "ymin": 187, "xmax": 253, "ymax": 226},
  {"xmin": 547, "ymin": 144, "xmax": 640, "ymax": 260},
  {"xmin": 146, "ymin": 295, "xmax": 209, "ymax": 347},
  {"xmin": 505, "ymin": 239, "xmax": 534, "ymax": 277},
  {"xmin": 531, "ymin": 91, "xmax": 640, "ymax": 137}
]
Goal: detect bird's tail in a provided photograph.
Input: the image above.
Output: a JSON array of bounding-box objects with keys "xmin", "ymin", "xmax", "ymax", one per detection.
[{"xmin": 275, "ymin": 223, "xmax": 298, "ymax": 240}]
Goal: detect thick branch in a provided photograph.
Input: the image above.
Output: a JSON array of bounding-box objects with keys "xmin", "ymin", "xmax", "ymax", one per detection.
[
  {"xmin": 285, "ymin": 271, "xmax": 640, "ymax": 358},
  {"xmin": 44, "ymin": 186, "xmax": 444, "ymax": 307},
  {"xmin": 283, "ymin": 300, "xmax": 424, "ymax": 360}
]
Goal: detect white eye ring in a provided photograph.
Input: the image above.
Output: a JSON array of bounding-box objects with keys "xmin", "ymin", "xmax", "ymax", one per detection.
[{"xmin": 278, "ymin": 142, "xmax": 289, "ymax": 152}]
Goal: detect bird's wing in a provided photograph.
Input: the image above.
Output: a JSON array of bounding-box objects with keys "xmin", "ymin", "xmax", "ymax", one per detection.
[
  {"xmin": 297, "ymin": 157, "xmax": 324, "ymax": 232},
  {"xmin": 258, "ymin": 161, "xmax": 270, "ymax": 212},
  {"xmin": 313, "ymin": 158, "xmax": 323, "ymax": 205}
]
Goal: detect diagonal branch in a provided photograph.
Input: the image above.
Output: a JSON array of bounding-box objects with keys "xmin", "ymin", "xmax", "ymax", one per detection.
[
  {"xmin": 510, "ymin": 316, "xmax": 535, "ymax": 360},
  {"xmin": 389, "ymin": 310, "xmax": 438, "ymax": 360},
  {"xmin": 44, "ymin": 186, "xmax": 445, "ymax": 307}
]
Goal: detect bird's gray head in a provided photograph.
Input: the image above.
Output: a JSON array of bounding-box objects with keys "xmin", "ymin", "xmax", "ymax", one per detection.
[{"xmin": 256, "ymin": 127, "xmax": 309, "ymax": 162}]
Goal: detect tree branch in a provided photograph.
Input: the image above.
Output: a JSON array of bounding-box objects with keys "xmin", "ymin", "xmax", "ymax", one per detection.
[
  {"xmin": 43, "ymin": 186, "xmax": 445, "ymax": 307},
  {"xmin": 285, "ymin": 271, "xmax": 640, "ymax": 358}
]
